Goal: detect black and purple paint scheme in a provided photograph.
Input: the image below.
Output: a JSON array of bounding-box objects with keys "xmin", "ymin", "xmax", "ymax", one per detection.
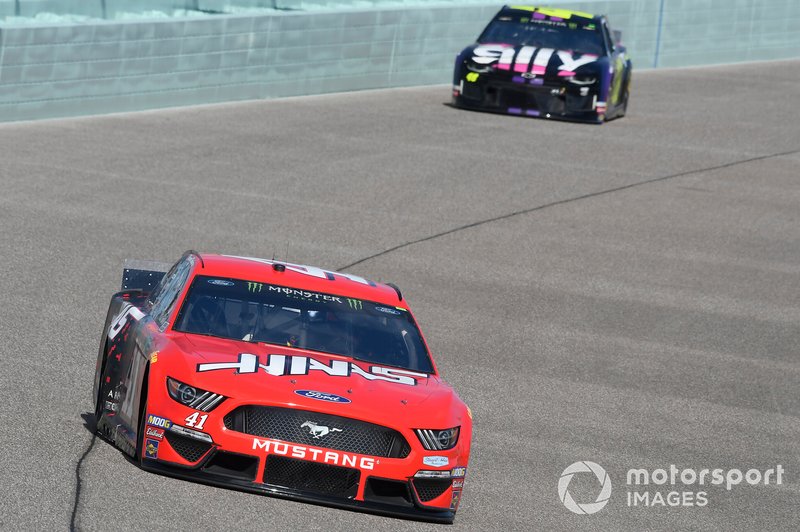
[{"xmin": 452, "ymin": 6, "xmax": 632, "ymax": 123}]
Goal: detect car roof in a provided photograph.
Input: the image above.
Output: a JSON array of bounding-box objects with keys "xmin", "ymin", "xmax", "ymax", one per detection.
[
  {"xmin": 193, "ymin": 253, "xmax": 405, "ymax": 306},
  {"xmin": 502, "ymin": 5, "xmax": 600, "ymax": 23}
]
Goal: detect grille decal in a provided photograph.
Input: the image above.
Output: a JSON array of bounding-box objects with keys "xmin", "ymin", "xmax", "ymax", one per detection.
[{"xmin": 225, "ymin": 406, "xmax": 410, "ymax": 458}]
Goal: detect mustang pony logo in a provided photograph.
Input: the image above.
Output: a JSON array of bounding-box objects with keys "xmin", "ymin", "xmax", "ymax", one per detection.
[{"xmin": 301, "ymin": 421, "xmax": 343, "ymax": 439}]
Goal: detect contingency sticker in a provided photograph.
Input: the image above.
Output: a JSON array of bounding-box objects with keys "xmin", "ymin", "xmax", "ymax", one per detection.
[
  {"xmin": 450, "ymin": 489, "xmax": 462, "ymax": 510},
  {"xmin": 145, "ymin": 427, "xmax": 164, "ymax": 440},
  {"xmin": 145, "ymin": 439, "xmax": 159, "ymax": 459},
  {"xmin": 423, "ymin": 456, "xmax": 450, "ymax": 468},
  {"xmin": 452, "ymin": 466, "xmax": 467, "ymax": 477}
]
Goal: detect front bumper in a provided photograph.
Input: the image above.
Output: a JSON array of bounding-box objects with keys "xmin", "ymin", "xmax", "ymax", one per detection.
[
  {"xmin": 141, "ymin": 452, "xmax": 458, "ymax": 523},
  {"xmin": 453, "ymin": 72, "xmax": 605, "ymax": 123},
  {"xmin": 141, "ymin": 387, "xmax": 468, "ymax": 523}
]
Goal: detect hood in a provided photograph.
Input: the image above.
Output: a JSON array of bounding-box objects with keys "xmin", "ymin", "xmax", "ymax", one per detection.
[
  {"xmin": 165, "ymin": 333, "xmax": 462, "ymax": 426},
  {"xmin": 463, "ymin": 43, "xmax": 604, "ymax": 80}
]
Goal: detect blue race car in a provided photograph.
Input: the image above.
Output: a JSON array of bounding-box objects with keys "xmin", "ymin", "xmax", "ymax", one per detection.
[{"xmin": 453, "ymin": 6, "xmax": 632, "ymax": 123}]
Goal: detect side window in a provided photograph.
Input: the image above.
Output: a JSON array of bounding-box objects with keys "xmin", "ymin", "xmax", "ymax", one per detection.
[
  {"xmin": 147, "ymin": 262, "xmax": 178, "ymax": 306},
  {"xmin": 151, "ymin": 257, "xmax": 194, "ymax": 330},
  {"xmin": 602, "ymin": 21, "xmax": 615, "ymax": 53}
]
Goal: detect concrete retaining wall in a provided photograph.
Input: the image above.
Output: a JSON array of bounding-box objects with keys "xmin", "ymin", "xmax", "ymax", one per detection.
[{"xmin": 1, "ymin": 0, "xmax": 798, "ymax": 122}]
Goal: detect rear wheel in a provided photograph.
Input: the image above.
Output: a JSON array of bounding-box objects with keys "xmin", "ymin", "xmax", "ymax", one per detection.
[
  {"xmin": 617, "ymin": 75, "xmax": 631, "ymax": 119},
  {"xmin": 94, "ymin": 344, "xmax": 110, "ymax": 435}
]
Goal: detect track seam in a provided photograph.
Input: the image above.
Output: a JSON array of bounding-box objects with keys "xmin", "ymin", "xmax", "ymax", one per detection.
[
  {"xmin": 70, "ymin": 432, "xmax": 97, "ymax": 531},
  {"xmin": 338, "ymin": 148, "xmax": 799, "ymax": 271}
]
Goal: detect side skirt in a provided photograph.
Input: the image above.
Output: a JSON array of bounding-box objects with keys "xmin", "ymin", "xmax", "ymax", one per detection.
[{"xmin": 96, "ymin": 414, "xmax": 137, "ymax": 458}]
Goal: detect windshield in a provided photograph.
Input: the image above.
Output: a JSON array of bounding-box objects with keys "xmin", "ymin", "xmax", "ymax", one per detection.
[
  {"xmin": 174, "ymin": 276, "xmax": 434, "ymax": 373},
  {"xmin": 478, "ymin": 14, "xmax": 605, "ymax": 55}
]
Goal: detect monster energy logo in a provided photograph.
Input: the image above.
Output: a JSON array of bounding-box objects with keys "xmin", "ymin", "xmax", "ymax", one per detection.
[
  {"xmin": 248, "ymin": 282, "xmax": 263, "ymax": 293},
  {"xmin": 346, "ymin": 298, "xmax": 363, "ymax": 310}
]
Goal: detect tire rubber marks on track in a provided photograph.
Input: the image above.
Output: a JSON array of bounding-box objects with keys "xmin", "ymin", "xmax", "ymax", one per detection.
[{"xmin": 338, "ymin": 148, "xmax": 800, "ymax": 271}]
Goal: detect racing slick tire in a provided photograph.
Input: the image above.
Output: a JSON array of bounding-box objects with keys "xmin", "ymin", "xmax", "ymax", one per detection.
[
  {"xmin": 135, "ymin": 365, "xmax": 150, "ymax": 464},
  {"xmin": 94, "ymin": 340, "xmax": 111, "ymax": 436},
  {"xmin": 618, "ymin": 76, "xmax": 631, "ymax": 119}
]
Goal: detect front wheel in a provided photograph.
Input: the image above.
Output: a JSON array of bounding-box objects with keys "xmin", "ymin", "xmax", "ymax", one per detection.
[{"xmin": 618, "ymin": 88, "xmax": 629, "ymax": 118}]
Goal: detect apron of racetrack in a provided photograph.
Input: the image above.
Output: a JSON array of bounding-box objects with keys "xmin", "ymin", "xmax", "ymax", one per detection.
[{"xmin": 1, "ymin": 59, "xmax": 798, "ymax": 531}]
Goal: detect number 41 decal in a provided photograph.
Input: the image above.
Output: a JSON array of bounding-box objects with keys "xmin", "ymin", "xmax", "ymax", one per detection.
[{"xmin": 185, "ymin": 412, "xmax": 207, "ymax": 430}]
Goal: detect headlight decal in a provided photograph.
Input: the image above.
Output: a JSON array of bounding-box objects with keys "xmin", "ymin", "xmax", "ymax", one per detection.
[
  {"xmin": 466, "ymin": 62, "xmax": 492, "ymax": 74},
  {"xmin": 415, "ymin": 427, "xmax": 460, "ymax": 450},
  {"xmin": 167, "ymin": 377, "xmax": 225, "ymax": 412},
  {"xmin": 567, "ymin": 76, "xmax": 597, "ymax": 86}
]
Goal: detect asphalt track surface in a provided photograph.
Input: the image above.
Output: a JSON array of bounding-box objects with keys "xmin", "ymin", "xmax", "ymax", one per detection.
[{"xmin": 1, "ymin": 59, "xmax": 799, "ymax": 531}]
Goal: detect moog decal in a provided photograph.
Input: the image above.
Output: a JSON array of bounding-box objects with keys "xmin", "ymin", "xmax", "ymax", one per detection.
[
  {"xmin": 197, "ymin": 353, "xmax": 427, "ymax": 386},
  {"xmin": 146, "ymin": 414, "xmax": 172, "ymax": 429}
]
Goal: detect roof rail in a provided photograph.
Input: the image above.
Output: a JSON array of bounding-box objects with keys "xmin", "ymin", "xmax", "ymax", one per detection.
[
  {"xmin": 386, "ymin": 282, "xmax": 403, "ymax": 301},
  {"xmin": 185, "ymin": 249, "xmax": 205, "ymax": 268}
]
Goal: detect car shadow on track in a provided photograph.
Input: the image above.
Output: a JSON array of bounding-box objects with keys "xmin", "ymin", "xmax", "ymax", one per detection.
[
  {"xmin": 80, "ymin": 412, "xmax": 96, "ymax": 434},
  {"xmin": 80, "ymin": 411, "xmax": 139, "ymax": 466}
]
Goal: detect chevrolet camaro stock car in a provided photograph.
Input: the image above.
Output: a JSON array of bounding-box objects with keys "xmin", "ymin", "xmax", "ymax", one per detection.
[
  {"xmin": 453, "ymin": 5, "xmax": 633, "ymax": 123},
  {"xmin": 93, "ymin": 251, "xmax": 472, "ymax": 522}
]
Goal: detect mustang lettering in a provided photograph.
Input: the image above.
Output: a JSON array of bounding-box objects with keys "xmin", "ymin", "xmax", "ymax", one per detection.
[{"xmin": 252, "ymin": 438, "xmax": 376, "ymax": 470}]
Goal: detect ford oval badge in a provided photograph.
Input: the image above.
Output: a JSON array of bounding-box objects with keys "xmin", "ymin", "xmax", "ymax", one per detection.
[{"xmin": 295, "ymin": 390, "xmax": 351, "ymax": 404}]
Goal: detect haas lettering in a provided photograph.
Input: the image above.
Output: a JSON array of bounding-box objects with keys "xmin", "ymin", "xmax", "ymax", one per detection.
[{"xmin": 197, "ymin": 353, "xmax": 427, "ymax": 386}]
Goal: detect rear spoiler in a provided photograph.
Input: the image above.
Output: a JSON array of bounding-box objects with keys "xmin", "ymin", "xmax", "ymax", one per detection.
[{"xmin": 121, "ymin": 259, "xmax": 171, "ymax": 291}]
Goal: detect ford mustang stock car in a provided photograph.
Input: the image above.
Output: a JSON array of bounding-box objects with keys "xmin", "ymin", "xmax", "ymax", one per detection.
[
  {"xmin": 453, "ymin": 5, "xmax": 632, "ymax": 123},
  {"xmin": 93, "ymin": 251, "xmax": 471, "ymax": 522}
]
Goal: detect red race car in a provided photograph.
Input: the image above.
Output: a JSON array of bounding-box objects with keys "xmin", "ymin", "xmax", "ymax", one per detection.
[{"xmin": 93, "ymin": 251, "xmax": 472, "ymax": 522}]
